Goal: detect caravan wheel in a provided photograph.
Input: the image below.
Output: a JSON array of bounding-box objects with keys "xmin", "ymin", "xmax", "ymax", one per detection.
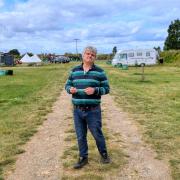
[{"xmin": 117, "ymin": 63, "xmax": 122, "ymax": 67}]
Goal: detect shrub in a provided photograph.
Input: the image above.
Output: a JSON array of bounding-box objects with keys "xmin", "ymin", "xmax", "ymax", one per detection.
[{"xmin": 160, "ymin": 50, "xmax": 180, "ymax": 64}]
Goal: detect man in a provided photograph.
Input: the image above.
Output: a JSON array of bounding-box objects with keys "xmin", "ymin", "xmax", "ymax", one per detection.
[{"xmin": 65, "ymin": 46, "xmax": 110, "ymax": 169}]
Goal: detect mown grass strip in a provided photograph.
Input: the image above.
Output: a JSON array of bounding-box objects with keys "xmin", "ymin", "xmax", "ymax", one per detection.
[{"xmin": 0, "ymin": 63, "xmax": 74, "ymax": 179}]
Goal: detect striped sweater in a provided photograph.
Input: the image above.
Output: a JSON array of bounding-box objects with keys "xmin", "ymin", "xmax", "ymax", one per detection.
[{"xmin": 65, "ymin": 63, "xmax": 110, "ymax": 105}]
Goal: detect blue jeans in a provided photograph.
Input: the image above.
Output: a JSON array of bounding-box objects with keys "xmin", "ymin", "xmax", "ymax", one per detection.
[{"xmin": 73, "ymin": 106, "xmax": 107, "ymax": 158}]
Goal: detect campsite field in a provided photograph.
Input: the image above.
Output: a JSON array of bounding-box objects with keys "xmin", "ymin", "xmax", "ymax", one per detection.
[
  {"xmin": 102, "ymin": 63, "xmax": 180, "ymax": 179},
  {"xmin": 0, "ymin": 62, "xmax": 179, "ymax": 179}
]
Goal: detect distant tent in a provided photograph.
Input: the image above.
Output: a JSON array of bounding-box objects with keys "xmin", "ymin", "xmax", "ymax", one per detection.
[
  {"xmin": 20, "ymin": 54, "xmax": 32, "ymax": 63},
  {"xmin": 20, "ymin": 54, "xmax": 41, "ymax": 63},
  {"xmin": 30, "ymin": 54, "xmax": 41, "ymax": 62}
]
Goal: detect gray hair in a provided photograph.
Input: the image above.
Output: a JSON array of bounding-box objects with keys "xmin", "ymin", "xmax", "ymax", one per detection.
[{"xmin": 82, "ymin": 46, "xmax": 97, "ymax": 56}]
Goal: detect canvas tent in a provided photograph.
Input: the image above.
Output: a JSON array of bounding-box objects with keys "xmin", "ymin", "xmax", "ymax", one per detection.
[
  {"xmin": 30, "ymin": 54, "xmax": 41, "ymax": 62},
  {"xmin": 20, "ymin": 54, "xmax": 32, "ymax": 63},
  {"xmin": 20, "ymin": 54, "xmax": 41, "ymax": 63}
]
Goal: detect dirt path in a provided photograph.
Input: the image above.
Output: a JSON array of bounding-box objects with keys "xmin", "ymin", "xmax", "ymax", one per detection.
[
  {"xmin": 6, "ymin": 91, "xmax": 172, "ymax": 180},
  {"xmin": 102, "ymin": 94, "xmax": 172, "ymax": 180},
  {"xmin": 6, "ymin": 90, "xmax": 72, "ymax": 180}
]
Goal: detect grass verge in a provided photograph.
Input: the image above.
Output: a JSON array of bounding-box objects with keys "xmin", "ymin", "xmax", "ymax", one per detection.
[{"xmin": 99, "ymin": 62, "xmax": 180, "ymax": 180}]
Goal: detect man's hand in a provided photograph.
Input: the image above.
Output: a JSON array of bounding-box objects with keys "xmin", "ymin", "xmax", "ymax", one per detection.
[
  {"xmin": 84, "ymin": 87, "xmax": 95, "ymax": 95},
  {"xmin": 70, "ymin": 87, "xmax": 77, "ymax": 94}
]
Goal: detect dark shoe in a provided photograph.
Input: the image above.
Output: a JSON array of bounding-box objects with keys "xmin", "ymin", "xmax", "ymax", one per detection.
[
  {"xmin": 100, "ymin": 153, "xmax": 111, "ymax": 164},
  {"xmin": 73, "ymin": 157, "xmax": 88, "ymax": 169}
]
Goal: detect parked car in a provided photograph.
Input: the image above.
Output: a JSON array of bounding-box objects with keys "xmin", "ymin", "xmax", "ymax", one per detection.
[{"xmin": 53, "ymin": 56, "xmax": 70, "ymax": 63}]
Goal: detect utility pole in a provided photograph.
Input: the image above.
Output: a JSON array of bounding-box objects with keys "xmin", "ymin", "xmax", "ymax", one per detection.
[{"xmin": 74, "ymin": 38, "xmax": 80, "ymax": 55}]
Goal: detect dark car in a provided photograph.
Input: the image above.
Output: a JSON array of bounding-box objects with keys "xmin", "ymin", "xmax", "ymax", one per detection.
[{"xmin": 53, "ymin": 56, "xmax": 70, "ymax": 63}]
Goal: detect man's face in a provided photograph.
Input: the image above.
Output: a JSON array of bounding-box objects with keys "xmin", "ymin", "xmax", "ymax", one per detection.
[{"xmin": 83, "ymin": 50, "xmax": 96, "ymax": 64}]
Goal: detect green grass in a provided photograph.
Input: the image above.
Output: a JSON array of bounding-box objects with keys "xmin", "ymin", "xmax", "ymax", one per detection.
[
  {"xmin": 0, "ymin": 63, "xmax": 74, "ymax": 179},
  {"xmin": 100, "ymin": 62, "xmax": 180, "ymax": 180},
  {"xmin": 1, "ymin": 61, "xmax": 179, "ymax": 179}
]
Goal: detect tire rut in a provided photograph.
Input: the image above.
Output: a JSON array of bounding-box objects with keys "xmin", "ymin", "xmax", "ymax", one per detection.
[{"xmin": 102, "ymin": 94, "xmax": 172, "ymax": 180}]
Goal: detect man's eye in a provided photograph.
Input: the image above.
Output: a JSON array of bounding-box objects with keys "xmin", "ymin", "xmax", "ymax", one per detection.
[{"xmin": 86, "ymin": 53, "xmax": 95, "ymax": 56}]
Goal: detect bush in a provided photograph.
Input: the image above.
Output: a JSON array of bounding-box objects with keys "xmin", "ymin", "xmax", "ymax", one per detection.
[{"xmin": 160, "ymin": 50, "xmax": 180, "ymax": 64}]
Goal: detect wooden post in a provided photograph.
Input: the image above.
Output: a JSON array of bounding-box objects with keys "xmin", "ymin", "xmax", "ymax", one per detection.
[{"xmin": 141, "ymin": 64, "xmax": 145, "ymax": 81}]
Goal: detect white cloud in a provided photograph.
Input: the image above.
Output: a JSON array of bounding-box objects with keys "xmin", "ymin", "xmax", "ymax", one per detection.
[{"xmin": 0, "ymin": 0, "xmax": 179, "ymax": 53}]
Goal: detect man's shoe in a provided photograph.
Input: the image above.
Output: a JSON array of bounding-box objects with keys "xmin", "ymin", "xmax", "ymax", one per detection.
[
  {"xmin": 100, "ymin": 153, "xmax": 111, "ymax": 164},
  {"xmin": 73, "ymin": 157, "xmax": 88, "ymax": 169}
]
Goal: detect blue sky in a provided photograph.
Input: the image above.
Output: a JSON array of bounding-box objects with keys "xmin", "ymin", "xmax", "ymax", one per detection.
[{"xmin": 0, "ymin": 0, "xmax": 179, "ymax": 54}]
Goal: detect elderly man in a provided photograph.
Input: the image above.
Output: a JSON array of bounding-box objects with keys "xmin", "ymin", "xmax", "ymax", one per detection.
[{"xmin": 65, "ymin": 46, "xmax": 110, "ymax": 169}]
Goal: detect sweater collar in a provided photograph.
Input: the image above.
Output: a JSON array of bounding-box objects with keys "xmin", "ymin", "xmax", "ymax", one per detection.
[{"xmin": 80, "ymin": 63, "xmax": 95, "ymax": 70}]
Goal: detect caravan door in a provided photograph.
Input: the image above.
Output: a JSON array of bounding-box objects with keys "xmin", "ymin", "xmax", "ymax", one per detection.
[{"xmin": 112, "ymin": 53, "xmax": 120, "ymax": 65}]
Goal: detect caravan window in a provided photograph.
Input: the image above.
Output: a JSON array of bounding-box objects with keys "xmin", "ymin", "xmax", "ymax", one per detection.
[
  {"xmin": 146, "ymin": 52, "xmax": 150, "ymax": 56},
  {"xmin": 137, "ymin": 52, "xmax": 142, "ymax": 56},
  {"xmin": 120, "ymin": 53, "xmax": 127, "ymax": 59},
  {"xmin": 128, "ymin": 53, "xmax": 134, "ymax": 57}
]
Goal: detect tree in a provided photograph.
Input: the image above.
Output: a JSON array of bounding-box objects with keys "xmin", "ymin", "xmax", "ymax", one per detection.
[
  {"xmin": 8, "ymin": 49, "xmax": 20, "ymax": 56},
  {"xmin": 112, "ymin": 46, "xmax": 117, "ymax": 55},
  {"xmin": 64, "ymin": 53, "xmax": 82, "ymax": 61},
  {"xmin": 153, "ymin": 46, "xmax": 161, "ymax": 54},
  {"xmin": 27, "ymin": 52, "xmax": 33, "ymax": 57},
  {"xmin": 164, "ymin": 19, "xmax": 180, "ymax": 50},
  {"xmin": 97, "ymin": 54, "xmax": 110, "ymax": 60}
]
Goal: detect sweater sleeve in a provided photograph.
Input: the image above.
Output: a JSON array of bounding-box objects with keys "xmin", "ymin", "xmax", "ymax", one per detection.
[
  {"xmin": 94, "ymin": 71, "xmax": 110, "ymax": 95},
  {"xmin": 65, "ymin": 70, "xmax": 73, "ymax": 94}
]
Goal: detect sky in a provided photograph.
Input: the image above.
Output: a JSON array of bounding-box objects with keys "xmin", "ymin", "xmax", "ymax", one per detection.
[{"xmin": 0, "ymin": 0, "xmax": 179, "ymax": 54}]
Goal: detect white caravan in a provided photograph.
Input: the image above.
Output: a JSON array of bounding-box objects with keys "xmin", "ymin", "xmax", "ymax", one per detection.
[{"xmin": 112, "ymin": 49, "xmax": 159, "ymax": 66}]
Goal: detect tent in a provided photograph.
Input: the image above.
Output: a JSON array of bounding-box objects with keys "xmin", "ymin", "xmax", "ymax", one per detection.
[
  {"xmin": 20, "ymin": 54, "xmax": 32, "ymax": 63},
  {"xmin": 20, "ymin": 54, "xmax": 41, "ymax": 63},
  {"xmin": 30, "ymin": 54, "xmax": 41, "ymax": 62}
]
